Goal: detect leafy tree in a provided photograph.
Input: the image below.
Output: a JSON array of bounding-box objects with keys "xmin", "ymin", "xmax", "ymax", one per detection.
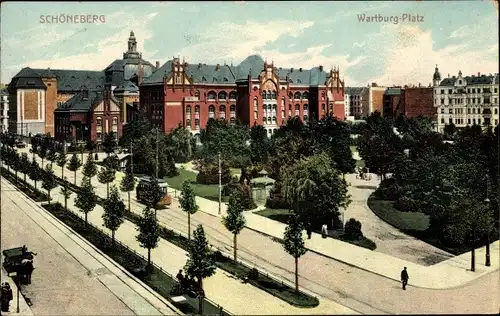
[
  {"xmin": 97, "ymin": 166, "xmax": 116, "ymax": 198},
  {"xmin": 343, "ymin": 218, "xmax": 363, "ymax": 240},
  {"xmin": 120, "ymin": 165, "xmax": 136, "ymax": 212},
  {"xmin": 166, "ymin": 123, "xmax": 194, "ymax": 163},
  {"xmin": 82, "ymin": 153, "xmax": 98, "ymax": 185},
  {"xmin": 195, "ymin": 160, "xmax": 232, "ymax": 185},
  {"xmin": 104, "ymin": 154, "xmax": 120, "ymax": 170},
  {"xmin": 60, "ymin": 177, "xmax": 72, "ymax": 210},
  {"xmin": 102, "ymin": 185, "xmax": 125, "ymax": 244},
  {"xmin": 37, "ymin": 138, "xmax": 48, "ymax": 167},
  {"xmin": 119, "ymin": 113, "xmax": 151, "ymax": 147},
  {"xmin": 136, "ymin": 206, "xmax": 160, "ymax": 266},
  {"xmin": 132, "ymin": 132, "xmax": 178, "ymax": 178},
  {"xmin": 42, "ymin": 164, "xmax": 58, "ymax": 204},
  {"xmin": 179, "ymin": 180, "xmax": 199, "ymax": 241},
  {"xmin": 249, "ymin": 123, "xmax": 270, "ymax": 164},
  {"xmin": 47, "ymin": 148, "xmax": 58, "ymax": 168},
  {"xmin": 67, "ymin": 153, "xmax": 82, "ymax": 185},
  {"xmin": 143, "ymin": 176, "xmax": 164, "ymax": 212},
  {"xmin": 281, "ymin": 154, "xmax": 351, "ymax": 229},
  {"xmin": 75, "ymin": 177, "xmax": 97, "ymax": 226},
  {"xmin": 184, "ymin": 225, "xmax": 216, "ymax": 314},
  {"xmin": 222, "ymin": 194, "xmax": 246, "ymax": 261},
  {"xmin": 102, "ymin": 132, "xmax": 118, "ymax": 157},
  {"xmin": 56, "ymin": 152, "xmax": 67, "ymax": 179},
  {"xmin": 19, "ymin": 153, "xmax": 30, "ymax": 183},
  {"xmin": 10, "ymin": 150, "xmax": 20, "ymax": 183},
  {"xmin": 283, "ymin": 215, "xmax": 307, "ymax": 292},
  {"xmin": 28, "ymin": 159, "xmax": 43, "ymax": 190},
  {"xmin": 443, "ymin": 123, "xmax": 457, "ymax": 140}
]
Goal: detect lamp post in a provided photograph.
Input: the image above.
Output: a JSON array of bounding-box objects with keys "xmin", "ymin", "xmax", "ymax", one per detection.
[
  {"xmin": 218, "ymin": 152, "xmax": 222, "ymax": 215},
  {"xmin": 484, "ymin": 175, "xmax": 491, "ymax": 267}
]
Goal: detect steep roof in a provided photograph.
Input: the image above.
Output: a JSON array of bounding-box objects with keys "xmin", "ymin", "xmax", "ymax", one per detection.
[
  {"xmin": 11, "ymin": 67, "xmax": 105, "ymax": 92},
  {"xmin": 345, "ymin": 87, "xmax": 365, "ymax": 95},
  {"xmin": 114, "ymin": 80, "xmax": 139, "ymax": 93},
  {"xmin": 55, "ymin": 90, "xmax": 104, "ymax": 112},
  {"xmin": 143, "ymin": 54, "xmax": 333, "ymax": 86},
  {"xmin": 439, "ymin": 73, "xmax": 498, "ymax": 86}
]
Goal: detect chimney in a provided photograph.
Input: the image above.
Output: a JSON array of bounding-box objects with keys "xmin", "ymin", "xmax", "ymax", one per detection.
[
  {"xmin": 216, "ymin": 64, "xmax": 220, "ymax": 71},
  {"xmin": 290, "ymin": 67, "xmax": 294, "ymax": 72},
  {"xmin": 198, "ymin": 63, "xmax": 202, "ymax": 69},
  {"xmin": 319, "ymin": 65, "xmax": 323, "ymax": 71},
  {"xmin": 155, "ymin": 61, "xmax": 160, "ymax": 69},
  {"xmin": 478, "ymin": 72, "xmax": 480, "ymax": 76},
  {"xmin": 299, "ymin": 68, "xmax": 303, "ymax": 72}
]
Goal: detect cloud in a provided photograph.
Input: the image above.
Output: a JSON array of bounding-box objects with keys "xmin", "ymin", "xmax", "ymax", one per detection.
[
  {"xmin": 352, "ymin": 41, "xmax": 366, "ymax": 48},
  {"xmin": 3, "ymin": 24, "xmax": 87, "ymax": 51},
  {"xmin": 365, "ymin": 24, "xmax": 499, "ymax": 86}
]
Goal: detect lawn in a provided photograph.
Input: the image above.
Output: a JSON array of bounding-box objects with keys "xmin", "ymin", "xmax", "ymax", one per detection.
[
  {"xmin": 255, "ymin": 208, "xmax": 377, "ymax": 250},
  {"xmin": 165, "ymin": 169, "xmax": 227, "ymax": 202},
  {"xmin": 367, "ymin": 196, "xmax": 430, "ymax": 231}
]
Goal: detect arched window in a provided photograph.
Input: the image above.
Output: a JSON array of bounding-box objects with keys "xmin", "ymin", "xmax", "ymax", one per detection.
[
  {"xmin": 263, "ymin": 117, "xmax": 267, "ymax": 124},
  {"xmin": 229, "ymin": 91, "xmax": 237, "ymax": 100},
  {"xmin": 263, "ymin": 104, "xmax": 268, "ymax": 111},
  {"xmin": 288, "ymin": 92, "xmax": 293, "ymax": 99},
  {"xmin": 321, "ymin": 104, "xmax": 325, "ymax": 113},
  {"xmin": 230, "ymin": 104, "xmax": 236, "ymax": 112},
  {"xmin": 186, "ymin": 105, "xmax": 191, "ymax": 115},
  {"xmin": 219, "ymin": 105, "xmax": 226, "ymax": 118},
  {"xmin": 253, "ymin": 97, "xmax": 258, "ymax": 107},
  {"xmin": 266, "ymin": 91, "xmax": 272, "ymax": 99},
  {"xmin": 195, "ymin": 119, "xmax": 200, "ymax": 127},
  {"xmin": 262, "ymin": 91, "xmax": 267, "ymax": 100},
  {"xmin": 195, "ymin": 105, "xmax": 200, "ymax": 113},
  {"xmin": 294, "ymin": 92, "xmax": 301, "ymax": 99},
  {"xmin": 218, "ymin": 91, "xmax": 227, "ymax": 100},
  {"xmin": 267, "ymin": 116, "xmax": 271, "ymax": 123},
  {"xmin": 271, "ymin": 91, "xmax": 277, "ymax": 99},
  {"xmin": 112, "ymin": 117, "xmax": 118, "ymax": 127},
  {"xmin": 272, "ymin": 104, "xmax": 277, "ymax": 111},
  {"xmin": 96, "ymin": 117, "xmax": 102, "ymax": 128},
  {"xmin": 272, "ymin": 116, "xmax": 276, "ymax": 124},
  {"xmin": 303, "ymin": 104, "xmax": 309, "ymax": 112},
  {"xmin": 195, "ymin": 90, "xmax": 200, "ymax": 97},
  {"xmin": 208, "ymin": 105, "xmax": 215, "ymax": 118},
  {"xmin": 186, "ymin": 119, "xmax": 191, "ymax": 128},
  {"xmin": 295, "ymin": 104, "xmax": 300, "ymax": 116},
  {"xmin": 207, "ymin": 91, "xmax": 216, "ymax": 100},
  {"xmin": 302, "ymin": 92, "xmax": 308, "ymax": 100}
]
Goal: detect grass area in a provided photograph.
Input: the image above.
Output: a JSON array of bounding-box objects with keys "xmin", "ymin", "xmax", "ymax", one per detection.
[
  {"xmin": 53, "ymin": 174, "xmax": 319, "ymax": 308},
  {"xmin": 1, "ymin": 167, "xmax": 48, "ymax": 202},
  {"xmin": 367, "ymin": 196, "xmax": 430, "ymax": 231},
  {"xmin": 42, "ymin": 203, "xmax": 225, "ymax": 316},
  {"xmin": 165, "ymin": 169, "xmax": 229, "ymax": 203},
  {"xmin": 255, "ymin": 208, "xmax": 377, "ymax": 251}
]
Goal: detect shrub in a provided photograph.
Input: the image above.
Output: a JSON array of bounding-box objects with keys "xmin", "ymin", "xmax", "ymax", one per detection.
[
  {"xmin": 374, "ymin": 177, "xmax": 402, "ymax": 200},
  {"xmin": 248, "ymin": 268, "xmax": 259, "ymax": 280},
  {"xmin": 343, "ymin": 218, "xmax": 363, "ymax": 240},
  {"xmin": 265, "ymin": 182, "xmax": 289, "ymax": 209},
  {"xmin": 196, "ymin": 162, "xmax": 232, "ymax": 185}
]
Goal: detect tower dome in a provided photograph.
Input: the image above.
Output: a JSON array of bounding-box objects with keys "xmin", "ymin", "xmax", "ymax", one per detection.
[{"xmin": 433, "ymin": 64, "xmax": 441, "ymax": 81}]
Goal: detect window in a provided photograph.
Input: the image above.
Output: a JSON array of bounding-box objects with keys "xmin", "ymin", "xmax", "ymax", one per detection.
[
  {"xmin": 484, "ymin": 97, "xmax": 490, "ymax": 104},
  {"xmin": 219, "ymin": 105, "xmax": 226, "ymax": 118},
  {"xmin": 468, "ymin": 119, "xmax": 471, "ymax": 125},
  {"xmin": 218, "ymin": 91, "xmax": 227, "ymax": 100},
  {"xmin": 322, "ymin": 104, "xmax": 326, "ymax": 113},
  {"xmin": 271, "ymin": 91, "xmax": 277, "ymax": 100},
  {"xmin": 254, "ymin": 111, "xmax": 258, "ymax": 119},
  {"xmin": 495, "ymin": 119, "xmax": 498, "ymax": 126},
  {"xmin": 186, "ymin": 105, "xmax": 192, "ymax": 116},
  {"xmin": 266, "ymin": 91, "xmax": 272, "ymax": 99},
  {"xmin": 229, "ymin": 91, "xmax": 237, "ymax": 100},
  {"xmin": 186, "ymin": 119, "xmax": 191, "ymax": 128},
  {"xmin": 478, "ymin": 119, "xmax": 481, "ymax": 125},
  {"xmin": 209, "ymin": 105, "xmax": 215, "ymax": 118},
  {"xmin": 281, "ymin": 109, "xmax": 285, "ymax": 119},
  {"xmin": 472, "ymin": 89, "xmax": 476, "ymax": 93},
  {"xmin": 272, "ymin": 104, "xmax": 277, "ymax": 112},
  {"xmin": 473, "ymin": 119, "xmax": 476, "ymax": 124},
  {"xmin": 263, "ymin": 117, "xmax": 267, "ymax": 124},
  {"xmin": 458, "ymin": 80, "xmax": 462, "ymax": 85},
  {"xmin": 230, "ymin": 117, "xmax": 236, "ymax": 124},
  {"xmin": 441, "ymin": 108, "xmax": 445, "ymax": 114},
  {"xmin": 467, "ymin": 89, "xmax": 470, "ymax": 93},
  {"xmin": 294, "ymin": 92, "xmax": 301, "ymax": 99},
  {"xmin": 195, "ymin": 90, "xmax": 200, "ymax": 98},
  {"xmin": 449, "ymin": 118, "xmax": 453, "ymax": 124},
  {"xmin": 254, "ymin": 97, "xmax": 258, "ymax": 107},
  {"xmin": 448, "ymin": 108, "xmax": 452, "ymax": 114},
  {"xmin": 230, "ymin": 104, "xmax": 236, "ymax": 117},
  {"xmin": 440, "ymin": 89, "xmax": 444, "ymax": 94},
  {"xmin": 267, "ymin": 116, "xmax": 271, "ymax": 123},
  {"xmin": 262, "ymin": 91, "xmax": 267, "ymax": 100},
  {"xmin": 473, "ymin": 108, "xmax": 476, "ymax": 114},
  {"xmin": 441, "ymin": 118, "xmax": 445, "ymax": 124},
  {"xmin": 272, "ymin": 116, "xmax": 276, "ymax": 124},
  {"xmin": 295, "ymin": 104, "xmax": 300, "ymax": 116},
  {"xmin": 195, "ymin": 119, "xmax": 200, "ymax": 127},
  {"xmin": 303, "ymin": 104, "xmax": 309, "ymax": 112},
  {"xmin": 495, "ymin": 108, "xmax": 498, "ymax": 115},
  {"xmin": 441, "ymin": 99, "xmax": 444, "ymax": 105},
  {"xmin": 493, "ymin": 88, "xmax": 497, "ymax": 93},
  {"xmin": 302, "ymin": 92, "xmax": 308, "ymax": 100},
  {"xmin": 303, "ymin": 115, "xmax": 308, "ymax": 122},
  {"xmin": 96, "ymin": 117, "xmax": 102, "ymax": 129},
  {"xmin": 112, "ymin": 117, "xmax": 118, "ymax": 127},
  {"xmin": 448, "ymin": 89, "xmax": 452, "ymax": 94},
  {"xmin": 97, "ymin": 132, "xmax": 102, "ymax": 140},
  {"xmin": 467, "ymin": 108, "xmax": 471, "ymax": 114},
  {"xmin": 208, "ymin": 91, "xmax": 216, "ymax": 100}
]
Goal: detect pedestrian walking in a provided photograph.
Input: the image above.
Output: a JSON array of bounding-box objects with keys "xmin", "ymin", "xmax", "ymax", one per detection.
[
  {"xmin": 401, "ymin": 267, "xmax": 409, "ymax": 290},
  {"xmin": 306, "ymin": 225, "xmax": 312, "ymax": 239},
  {"xmin": 1, "ymin": 282, "xmax": 13, "ymax": 312},
  {"xmin": 321, "ymin": 224, "xmax": 328, "ymax": 238}
]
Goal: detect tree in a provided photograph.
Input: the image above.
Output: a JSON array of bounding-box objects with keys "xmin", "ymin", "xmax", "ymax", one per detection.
[
  {"xmin": 184, "ymin": 225, "xmax": 216, "ymax": 314},
  {"xmin": 42, "ymin": 164, "xmax": 58, "ymax": 204},
  {"xmin": 56, "ymin": 151, "xmax": 67, "ymax": 179},
  {"xmin": 283, "ymin": 215, "xmax": 307, "ymax": 292},
  {"xmin": 166, "ymin": 123, "xmax": 194, "ymax": 163},
  {"xmin": 143, "ymin": 176, "xmax": 164, "ymax": 212},
  {"xmin": 67, "ymin": 153, "xmax": 82, "ymax": 185},
  {"xmin": 281, "ymin": 154, "xmax": 351, "ymax": 229},
  {"xmin": 343, "ymin": 218, "xmax": 363, "ymax": 240},
  {"xmin": 97, "ymin": 166, "xmax": 116, "ymax": 198},
  {"xmin": 249, "ymin": 123, "xmax": 270, "ymax": 164},
  {"xmin": 46, "ymin": 148, "xmax": 58, "ymax": 168},
  {"xmin": 102, "ymin": 185, "xmax": 125, "ymax": 244},
  {"xmin": 102, "ymin": 132, "xmax": 118, "ymax": 157},
  {"xmin": 443, "ymin": 123, "xmax": 457, "ymax": 140},
  {"xmin": 136, "ymin": 206, "xmax": 160, "ymax": 266},
  {"xmin": 60, "ymin": 177, "xmax": 72, "ymax": 210},
  {"xmin": 11, "ymin": 151, "xmax": 20, "ymax": 183},
  {"xmin": 37, "ymin": 139, "xmax": 48, "ymax": 167},
  {"xmin": 179, "ymin": 180, "xmax": 199, "ymax": 241},
  {"xmin": 119, "ymin": 113, "xmax": 151, "ymax": 147},
  {"xmin": 222, "ymin": 194, "xmax": 246, "ymax": 261},
  {"xmin": 82, "ymin": 153, "xmax": 98, "ymax": 185},
  {"xmin": 19, "ymin": 153, "xmax": 30, "ymax": 183},
  {"xmin": 120, "ymin": 165, "xmax": 136, "ymax": 212},
  {"xmin": 75, "ymin": 177, "xmax": 97, "ymax": 226},
  {"xmin": 28, "ymin": 159, "xmax": 43, "ymax": 190}
]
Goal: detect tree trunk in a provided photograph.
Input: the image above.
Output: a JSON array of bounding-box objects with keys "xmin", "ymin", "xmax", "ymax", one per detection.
[
  {"xmin": 34, "ymin": 181, "xmax": 37, "ymax": 190},
  {"xmin": 342, "ymin": 173, "xmax": 345, "ymax": 180},
  {"xmin": 107, "ymin": 182, "xmax": 109, "ymax": 199},
  {"xmin": 294, "ymin": 256, "xmax": 299, "ymax": 292},
  {"xmin": 233, "ymin": 234, "xmax": 237, "ymax": 262},
  {"xmin": 147, "ymin": 248, "xmax": 151, "ymax": 267},
  {"xmin": 188, "ymin": 212, "xmax": 191, "ymax": 241},
  {"xmin": 112, "ymin": 230, "xmax": 115, "ymax": 244},
  {"xmin": 48, "ymin": 190, "xmax": 51, "ymax": 205},
  {"xmin": 64, "ymin": 197, "xmax": 68, "ymax": 210},
  {"xmin": 61, "ymin": 166, "xmax": 64, "ymax": 179},
  {"xmin": 24, "ymin": 173, "xmax": 27, "ymax": 183},
  {"xmin": 128, "ymin": 192, "xmax": 131, "ymax": 213},
  {"xmin": 198, "ymin": 278, "xmax": 204, "ymax": 315},
  {"xmin": 471, "ymin": 228, "xmax": 476, "ymax": 272},
  {"xmin": 85, "ymin": 213, "xmax": 88, "ymax": 227},
  {"xmin": 74, "ymin": 170, "xmax": 77, "ymax": 185}
]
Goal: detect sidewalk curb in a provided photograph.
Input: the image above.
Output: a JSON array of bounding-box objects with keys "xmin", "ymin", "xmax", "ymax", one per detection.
[{"xmin": 2, "ymin": 176, "xmax": 183, "ymax": 316}]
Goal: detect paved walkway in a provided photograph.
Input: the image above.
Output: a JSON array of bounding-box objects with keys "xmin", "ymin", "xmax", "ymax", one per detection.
[
  {"xmin": 0, "ymin": 177, "xmax": 179, "ymax": 315},
  {"xmin": 7, "ymin": 153, "xmax": 357, "ymax": 315},
  {"xmin": 0, "ymin": 267, "xmax": 33, "ymax": 316}
]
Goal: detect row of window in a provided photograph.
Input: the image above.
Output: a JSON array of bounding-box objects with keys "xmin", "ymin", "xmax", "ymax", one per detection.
[
  {"xmin": 207, "ymin": 91, "xmax": 237, "ymax": 100},
  {"xmin": 440, "ymin": 117, "xmax": 498, "ymax": 126},
  {"xmin": 439, "ymin": 97, "xmax": 497, "ymax": 105},
  {"xmin": 186, "ymin": 117, "xmax": 237, "ymax": 128},
  {"xmin": 96, "ymin": 117, "xmax": 118, "ymax": 127},
  {"xmin": 440, "ymin": 108, "xmax": 498, "ymax": 115},
  {"xmin": 438, "ymin": 87, "xmax": 498, "ymax": 95},
  {"xmin": 186, "ymin": 104, "xmax": 237, "ymax": 114}
]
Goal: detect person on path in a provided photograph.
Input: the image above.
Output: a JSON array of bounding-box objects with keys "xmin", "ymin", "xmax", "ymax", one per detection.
[
  {"xmin": 306, "ymin": 224, "xmax": 312, "ymax": 239},
  {"xmin": 401, "ymin": 267, "xmax": 409, "ymax": 290},
  {"xmin": 25, "ymin": 260, "xmax": 34, "ymax": 284},
  {"xmin": 1, "ymin": 282, "xmax": 13, "ymax": 312},
  {"xmin": 321, "ymin": 224, "xmax": 328, "ymax": 238}
]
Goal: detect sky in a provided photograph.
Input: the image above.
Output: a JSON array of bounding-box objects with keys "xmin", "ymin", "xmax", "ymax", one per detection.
[{"xmin": 1, "ymin": 1, "xmax": 498, "ymax": 87}]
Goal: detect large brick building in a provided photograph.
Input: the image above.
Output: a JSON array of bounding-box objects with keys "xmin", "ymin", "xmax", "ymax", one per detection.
[
  {"xmin": 140, "ymin": 55, "xmax": 346, "ymax": 138},
  {"xmin": 383, "ymin": 85, "xmax": 435, "ymax": 121}
]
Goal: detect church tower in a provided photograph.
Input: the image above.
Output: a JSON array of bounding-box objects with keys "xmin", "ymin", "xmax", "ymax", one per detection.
[
  {"xmin": 123, "ymin": 31, "xmax": 140, "ymax": 59},
  {"xmin": 433, "ymin": 64, "xmax": 441, "ymax": 87}
]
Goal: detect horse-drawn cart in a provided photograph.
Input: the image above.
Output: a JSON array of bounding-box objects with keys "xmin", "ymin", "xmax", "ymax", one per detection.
[{"xmin": 2, "ymin": 246, "xmax": 35, "ymax": 277}]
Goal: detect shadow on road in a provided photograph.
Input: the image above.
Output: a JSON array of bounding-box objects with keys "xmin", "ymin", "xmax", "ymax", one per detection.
[{"xmin": 353, "ymin": 185, "xmax": 379, "ymax": 190}]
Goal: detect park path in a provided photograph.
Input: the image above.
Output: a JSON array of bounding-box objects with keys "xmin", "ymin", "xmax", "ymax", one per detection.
[{"xmin": 9, "ymin": 147, "xmax": 500, "ymax": 314}]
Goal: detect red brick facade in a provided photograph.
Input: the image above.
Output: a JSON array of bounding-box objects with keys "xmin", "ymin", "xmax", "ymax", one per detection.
[{"xmin": 403, "ymin": 87, "xmax": 435, "ymax": 119}]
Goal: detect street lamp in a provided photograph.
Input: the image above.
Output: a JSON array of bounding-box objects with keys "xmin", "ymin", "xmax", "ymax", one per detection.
[{"xmin": 484, "ymin": 175, "xmax": 491, "ymax": 267}]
